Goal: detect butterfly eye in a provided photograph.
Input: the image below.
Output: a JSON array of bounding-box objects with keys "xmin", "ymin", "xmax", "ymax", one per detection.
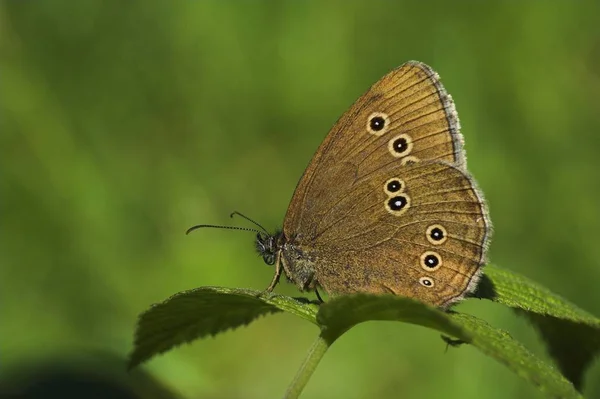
[
  {"xmin": 388, "ymin": 134, "xmax": 413, "ymax": 158},
  {"xmin": 385, "ymin": 195, "xmax": 410, "ymax": 216},
  {"xmin": 384, "ymin": 178, "xmax": 404, "ymax": 195},
  {"xmin": 263, "ymin": 254, "xmax": 276, "ymax": 265},
  {"xmin": 426, "ymin": 224, "xmax": 448, "ymax": 245},
  {"xmin": 419, "ymin": 277, "xmax": 435, "ymax": 288},
  {"xmin": 367, "ymin": 112, "xmax": 390, "ymax": 136},
  {"xmin": 420, "ymin": 251, "xmax": 442, "ymax": 271}
]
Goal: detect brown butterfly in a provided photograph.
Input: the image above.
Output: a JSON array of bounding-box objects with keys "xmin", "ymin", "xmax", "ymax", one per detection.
[{"xmin": 190, "ymin": 61, "xmax": 492, "ymax": 309}]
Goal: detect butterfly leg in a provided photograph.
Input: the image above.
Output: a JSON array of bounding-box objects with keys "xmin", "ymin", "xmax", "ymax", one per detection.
[
  {"xmin": 441, "ymin": 335, "xmax": 467, "ymax": 353},
  {"xmin": 315, "ymin": 288, "xmax": 324, "ymax": 303},
  {"xmin": 265, "ymin": 251, "xmax": 283, "ymax": 292}
]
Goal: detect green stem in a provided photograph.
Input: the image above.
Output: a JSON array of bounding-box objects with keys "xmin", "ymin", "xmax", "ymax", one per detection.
[{"xmin": 283, "ymin": 334, "xmax": 330, "ymax": 399}]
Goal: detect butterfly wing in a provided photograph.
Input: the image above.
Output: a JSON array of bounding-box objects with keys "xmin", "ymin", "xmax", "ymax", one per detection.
[
  {"xmin": 310, "ymin": 160, "xmax": 490, "ymax": 308},
  {"xmin": 285, "ymin": 61, "xmax": 466, "ymax": 237},
  {"xmin": 282, "ymin": 61, "xmax": 490, "ymax": 307}
]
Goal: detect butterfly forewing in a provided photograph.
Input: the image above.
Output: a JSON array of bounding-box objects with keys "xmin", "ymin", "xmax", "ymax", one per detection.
[{"xmin": 284, "ymin": 61, "xmax": 466, "ymax": 237}]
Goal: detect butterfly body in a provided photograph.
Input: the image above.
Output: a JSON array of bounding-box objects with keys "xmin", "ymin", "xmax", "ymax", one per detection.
[{"xmin": 255, "ymin": 61, "xmax": 491, "ymax": 309}]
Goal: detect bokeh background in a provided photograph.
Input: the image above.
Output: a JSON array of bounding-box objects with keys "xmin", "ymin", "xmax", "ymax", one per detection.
[{"xmin": 2, "ymin": 2, "xmax": 600, "ymax": 398}]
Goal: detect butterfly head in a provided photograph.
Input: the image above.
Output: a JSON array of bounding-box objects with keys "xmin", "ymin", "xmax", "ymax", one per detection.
[
  {"xmin": 186, "ymin": 211, "xmax": 286, "ymax": 268},
  {"xmin": 255, "ymin": 230, "xmax": 284, "ymax": 266}
]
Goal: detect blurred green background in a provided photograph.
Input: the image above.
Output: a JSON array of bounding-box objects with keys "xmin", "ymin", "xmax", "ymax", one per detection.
[{"xmin": 2, "ymin": 1, "xmax": 600, "ymax": 398}]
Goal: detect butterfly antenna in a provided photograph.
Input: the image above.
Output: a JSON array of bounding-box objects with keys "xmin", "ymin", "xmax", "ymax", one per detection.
[
  {"xmin": 229, "ymin": 211, "xmax": 269, "ymax": 233},
  {"xmin": 185, "ymin": 224, "xmax": 262, "ymax": 235}
]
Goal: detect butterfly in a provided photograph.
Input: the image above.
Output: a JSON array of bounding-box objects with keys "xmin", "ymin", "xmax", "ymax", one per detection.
[{"xmin": 191, "ymin": 61, "xmax": 491, "ymax": 309}]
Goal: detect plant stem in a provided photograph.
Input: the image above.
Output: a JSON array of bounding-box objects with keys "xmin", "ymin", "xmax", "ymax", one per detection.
[{"xmin": 283, "ymin": 334, "xmax": 330, "ymax": 399}]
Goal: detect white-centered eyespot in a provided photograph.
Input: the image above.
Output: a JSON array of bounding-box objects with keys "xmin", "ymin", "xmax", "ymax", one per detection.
[
  {"xmin": 384, "ymin": 194, "xmax": 410, "ymax": 216},
  {"xmin": 384, "ymin": 177, "xmax": 405, "ymax": 195},
  {"xmin": 426, "ymin": 224, "xmax": 448, "ymax": 245},
  {"xmin": 419, "ymin": 276, "xmax": 435, "ymax": 288},
  {"xmin": 367, "ymin": 112, "xmax": 390, "ymax": 136},
  {"xmin": 420, "ymin": 251, "xmax": 442, "ymax": 272},
  {"xmin": 388, "ymin": 133, "xmax": 413, "ymax": 158}
]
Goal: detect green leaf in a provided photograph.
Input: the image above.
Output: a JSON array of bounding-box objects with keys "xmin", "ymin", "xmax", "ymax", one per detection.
[
  {"xmin": 482, "ymin": 265, "xmax": 598, "ymax": 323},
  {"xmin": 317, "ymin": 294, "xmax": 582, "ymax": 399},
  {"xmin": 519, "ymin": 313, "xmax": 600, "ymax": 391},
  {"xmin": 128, "ymin": 287, "xmax": 319, "ymax": 369},
  {"xmin": 317, "ymin": 294, "xmax": 464, "ymax": 343},
  {"xmin": 128, "ymin": 265, "xmax": 600, "ymax": 398},
  {"xmin": 481, "ymin": 265, "xmax": 600, "ymax": 389}
]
